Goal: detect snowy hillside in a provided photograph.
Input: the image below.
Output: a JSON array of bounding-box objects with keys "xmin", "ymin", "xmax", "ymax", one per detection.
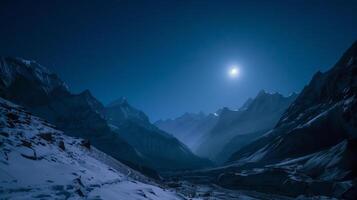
[
  {"xmin": 0, "ymin": 97, "xmax": 182, "ymax": 199},
  {"xmin": 0, "ymin": 57, "xmax": 208, "ymax": 172},
  {"xmin": 0, "ymin": 57, "xmax": 68, "ymax": 94},
  {"xmin": 0, "ymin": 56, "xmax": 147, "ymax": 171}
]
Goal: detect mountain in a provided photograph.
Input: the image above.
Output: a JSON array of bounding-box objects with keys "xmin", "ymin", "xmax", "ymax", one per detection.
[
  {"xmin": 0, "ymin": 57, "xmax": 151, "ymax": 173},
  {"xmin": 196, "ymin": 90, "xmax": 297, "ymax": 163},
  {"xmin": 155, "ymin": 112, "xmax": 219, "ymax": 152},
  {"xmin": 105, "ymin": 97, "xmax": 151, "ymax": 128},
  {"xmin": 0, "ymin": 97, "xmax": 184, "ymax": 199},
  {"xmin": 210, "ymin": 41, "xmax": 357, "ymax": 198},
  {"xmin": 0, "ymin": 57, "xmax": 211, "ymax": 172},
  {"xmin": 104, "ymin": 99, "xmax": 212, "ymax": 171},
  {"xmin": 229, "ymin": 41, "xmax": 357, "ymax": 166}
]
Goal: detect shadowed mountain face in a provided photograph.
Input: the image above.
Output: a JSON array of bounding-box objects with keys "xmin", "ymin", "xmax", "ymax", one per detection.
[
  {"xmin": 0, "ymin": 57, "xmax": 209, "ymax": 172},
  {"xmin": 104, "ymin": 100, "xmax": 212, "ymax": 171},
  {"xmin": 0, "ymin": 57, "xmax": 144, "ymax": 167},
  {"xmin": 2, "ymin": 39, "xmax": 356, "ymax": 199},
  {"xmin": 229, "ymin": 41, "xmax": 357, "ymax": 166},
  {"xmin": 155, "ymin": 112, "xmax": 219, "ymax": 152},
  {"xmin": 210, "ymin": 41, "xmax": 357, "ymax": 198},
  {"xmin": 0, "ymin": 97, "xmax": 184, "ymax": 199},
  {"xmin": 196, "ymin": 90, "xmax": 297, "ymax": 163},
  {"xmin": 167, "ymin": 41, "xmax": 357, "ymax": 199}
]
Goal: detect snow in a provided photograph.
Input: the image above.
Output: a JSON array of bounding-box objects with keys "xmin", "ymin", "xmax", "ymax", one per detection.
[
  {"xmin": 18, "ymin": 58, "xmax": 32, "ymax": 66},
  {"xmin": 0, "ymin": 97, "xmax": 288, "ymax": 200},
  {"xmin": 298, "ymin": 109, "xmax": 328, "ymax": 128},
  {"xmin": 302, "ymin": 140, "xmax": 349, "ymax": 180},
  {"xmin": 294, "ymin": 103, "xmax": 339, "ymax": 130},
  {"xmin": 0, "ymin": 57, "xmax": 69, "ymax": 93},
  {"xmin": 239, "ymin": 144, "xmax": 269, "ymax": 163},
  {"xmin": 343, "ymin": 95, "xmax": 355, "ymax": 111},
  {"xmin": 0, "ymin": 97, "xmax": 182, "ymax": 200},
  {"xmin": 107, "ymin": 123, "xmax": 119, "ymax": 130},
  {"xmin": 269, "ymin": 139, "xmax": 351, "ymax": 181},
  {"xmin": 89, "ymin": 181, "xmax": 181, "ymax": 200}
]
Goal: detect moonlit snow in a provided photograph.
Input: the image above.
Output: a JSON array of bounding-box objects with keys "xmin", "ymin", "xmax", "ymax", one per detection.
[{"xmin": 0, "ymin": 98, "xmax": 182, "ymax": 200}]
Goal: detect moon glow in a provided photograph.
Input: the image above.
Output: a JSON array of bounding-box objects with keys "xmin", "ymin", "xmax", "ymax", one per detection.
[{"xmin": 228, "ymin": 66, "xmax": 240, "ymax": 78}]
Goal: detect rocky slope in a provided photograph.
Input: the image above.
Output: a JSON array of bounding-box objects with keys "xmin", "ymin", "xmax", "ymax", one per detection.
[
  {"xmin": 0, "ymin": 57, "xmax": 209, "ymax": 172},
  {"xmin": 0, "ymin": 97, "xmax": 301, "ymax": 200},
  {"xmin": 229, "ymin": 41, "xmax": 357, "ymax": 167},
  {"xmin": 209, "ymin": 41, "xmax": 357, "ymax": 198},
  {"xmin": 0, "ymin": 57, "xmax": 145, "ymax": 170},
  {"xmin": 196, "ymin": 90, "xmax": 297, "ymax": 163},
  {"xmin": 0, "ymin": 97, "xmax": 183, "ymax": 199}
]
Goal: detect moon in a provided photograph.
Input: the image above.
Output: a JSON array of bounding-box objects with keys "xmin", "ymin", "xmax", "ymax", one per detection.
[{"xmin": 228, "ymin": 65, "xmax": 240, "ymax": 78}]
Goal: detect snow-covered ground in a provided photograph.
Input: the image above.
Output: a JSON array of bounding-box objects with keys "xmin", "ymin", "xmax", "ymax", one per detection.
[
  {"xmin": 0, "ymin": 97, "xmax": 183, "ymax": 199},
  {"xmin": 0, "ymin": 97, "xmax": 280, "ymax": 200}
]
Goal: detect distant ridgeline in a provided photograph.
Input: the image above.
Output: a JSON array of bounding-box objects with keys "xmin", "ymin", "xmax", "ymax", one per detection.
[
  {"xmin": 1, "ymin": 38, "xmax": 357, "ymax": 199},
  {"xmin": 0, "ymin": 57, "xmax": 211, "ymax": 175},
  {"xmin": 0, "ymin": 97, "xmax": 183, "ymax": 199},
  {"xmin": 174, "ymin": 41, "xmax": 357, "ymax": 199},
  {"xmin": 156, "ymin": 90, "xmax": 297, "ymax": 164}
]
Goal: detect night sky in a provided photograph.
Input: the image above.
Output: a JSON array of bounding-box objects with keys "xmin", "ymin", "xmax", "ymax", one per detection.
[{"xmin": 1, "ymin": 0, "xmax": 357, "ymax": 121}]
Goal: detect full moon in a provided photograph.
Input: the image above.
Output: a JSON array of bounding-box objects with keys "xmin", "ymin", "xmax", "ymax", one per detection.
[{"xmin": 228, "ymin": 66, "xmax": 240, "ymax": 78}]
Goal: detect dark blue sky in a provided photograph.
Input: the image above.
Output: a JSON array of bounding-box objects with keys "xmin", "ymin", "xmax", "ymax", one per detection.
[{"xmin": 1, "ymin": 0, "xmax": 357, "ymax": 121}]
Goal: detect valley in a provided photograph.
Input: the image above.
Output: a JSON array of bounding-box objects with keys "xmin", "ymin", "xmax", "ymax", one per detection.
[{"xmin": 1, "ymin": 30, "xmax": 356, "ymax": 200}]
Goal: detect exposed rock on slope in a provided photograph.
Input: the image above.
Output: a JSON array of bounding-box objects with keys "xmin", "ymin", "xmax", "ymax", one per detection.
[
  {"xmin": 0, "ymin": 97, "xmax": 182, "ymax": 199},
  {"xmin": 213, "ymin": 41, "xmax": 357, "ymax": 198},
  {"xmin": 0, "ymin": 57, "xmax": 210, "ymax": 172},
  {"xmin": 0, "ymin": 57, "xmax": 146, "ymax": 170},
  {"xmin": 229, "ymin": 41, "xmax": 357, "ymax": 166}
]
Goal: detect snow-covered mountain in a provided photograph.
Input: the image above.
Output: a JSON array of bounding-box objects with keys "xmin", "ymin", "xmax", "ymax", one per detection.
[
  {"xmin": 0, "ymin": 57, "xmax": 211, "ymax": 173},
  {"xmin": 0, "ymin": 57, "xmax": 69, "ymax": 106},
  {"xmin": 105, "ymin": 97, "xmax": 151, "ymax": 128},
  {"xmin": 229, "ymin": 41, "xmax": 357, "ymax": 167},
  {"xmin": 206, "ymin": 41, "xmax": 357, "ymax": 198},
  {"xmin": 0, "ymin": 97, "xmax": 183, "ymax": 199},
  {"xmin": 104, "ymin": 99, "xmax": 212, "ymax": 171},
  {"xmin": 196, "ymin": 90, "xmax": 297, "ymax": 163},
  {"xmin": 155, "ymin": 112, "xmax": 219, "ymax": 152},
  {"xmin": 0, "ymin": 57, "xmax": 147, "ymax": 171}
]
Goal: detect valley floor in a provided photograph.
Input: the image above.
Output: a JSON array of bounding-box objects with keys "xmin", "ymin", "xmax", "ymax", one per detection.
[{"xmin": 164, "ymin": 179, "xmax": 341, "ymax": 200}]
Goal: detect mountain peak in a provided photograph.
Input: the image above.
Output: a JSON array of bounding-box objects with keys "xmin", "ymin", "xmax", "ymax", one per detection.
[
  {"xmin": 277, "ymin": 40, "xmax": 357, "ymax": 127},
  {"xmin": 288, "ymin": 91, "xmax": 298, "ymax": 97},
  {"xmin": 107, "ymin": 97, "xmax": 128, "ymax": 107},
  {"xmin": 255, "ymin": 89, "xmax": 283, "ymax": 98},
  {"xmin": 335, "ymin": 40, "xmax": 357, "ymax": 70},
  {"xmin": 180, "ymin": 111, "xmax": 206, "ymax": 120},
  {"xmin": 80, "ymin": 89, "xmax": 93, "ymax": 97},
  {"xmin": 257, "ymin": 89, "xmax": 267, "ymax": 96},
  {"xmin": 104, "ymin": 97, "xmax": 151, "ymax": 127},
  {"xmin": 0, "ymin": 56, "xmax": 69, "ymax": 93}
]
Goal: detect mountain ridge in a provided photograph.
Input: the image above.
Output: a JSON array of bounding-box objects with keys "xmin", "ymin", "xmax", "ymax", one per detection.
[
  {"xmin": 104, "ymin": 99, "xmax": 212, "ymax": 171},
  {"xmin": 0, "ymin": 97, "xmax": 183, "ymax": 199},
  {"xmin": 213, "ymin": 40, "xmax": 357, "ymax": 198},
  {"xmin": 196, "ymin": 90, "xmax": 297, "ymax": 162},
  {"xmin": 0, "ymin": 56, "xmax": 210, "ymax": 172}
]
